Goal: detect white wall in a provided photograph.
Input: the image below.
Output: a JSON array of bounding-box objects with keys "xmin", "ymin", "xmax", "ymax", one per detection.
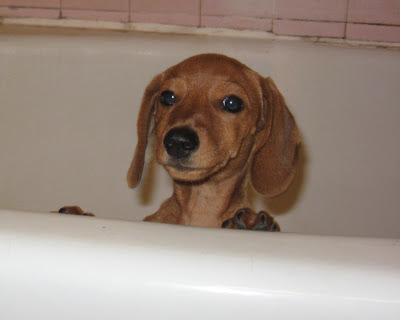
[{"xmin": 0, "ymin": 26, "xmax": 399, "ymax": 237}]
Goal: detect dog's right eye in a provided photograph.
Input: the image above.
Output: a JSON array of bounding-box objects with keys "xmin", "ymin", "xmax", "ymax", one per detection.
[{"xmin": 160, "ymin": 91, "xmax": 175, "ymax": 106}]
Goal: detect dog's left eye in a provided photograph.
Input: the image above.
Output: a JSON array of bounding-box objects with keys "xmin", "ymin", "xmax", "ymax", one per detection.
[
  {"xmin": 160, "ymin": 91, "xmax": 175, "ymax": 106},
  {"xmin": 222, "ymin": 96, "xmax": 244, "ymax": 113}
]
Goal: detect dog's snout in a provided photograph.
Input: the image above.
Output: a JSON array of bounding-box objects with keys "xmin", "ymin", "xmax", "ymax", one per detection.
[{"xmin": 163, "ymin": 127, "xmax": 199, "ymax": 159}]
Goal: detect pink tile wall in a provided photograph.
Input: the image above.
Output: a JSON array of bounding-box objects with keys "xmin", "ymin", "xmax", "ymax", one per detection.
[
  {"xmin": 201, "ymin": 0, "xmax": 273, "ymax": 30},
  {"xmin": 62, "ymin": 0, "xmax": 128, "ymax": 12},
  {"xmin": 272, "ymin": 0, "xmax": 348, "ymax": 38},
  {"xmin": 0, "ymin": 0, "xmax": 59, "ymax": 8},
  {"xmin": 348, "ymin": 0, "xmax": 400, "ymax": 25},
  {"xmin": 273, "ymin": 20, "xmax": 345, "ymax": 38},
  {"xmin": 131, "ymin": 0, "xmax": 200, "ymax": 26},
  {"xmin": 61, "ymin": 9, "xmax": 129, "ymax": 22},
  {"xmin": 0, "ymin": 6, "xmax": 59, "ymax": 18},
  {"xmin": 201, "ymin": 0, "xmax": 273, "ymax": 19},
  {"xmin": 201, "ymin": 15, "xmax": 272, "ymax": 31},
  {"xmin": 347, "ymin": 0, "xmax": 400, "ymax": 42},
  {"xmin": 275, "ymin": 0, "xmax": 348, "ymax": 22},
  {"xmin": 0, "ymin": 0, "xmax": 59, "ymax": 18},
  {"xmin": 346, "ymin": 23, "xmax": 400, "ymax": 42},
  {"xmin": 61, "ymin": 0, "xmax": 129, "ymax": 22},
  {"xmin": 0, "ymin": 0, "xmax": 399, "ymax": 43}
]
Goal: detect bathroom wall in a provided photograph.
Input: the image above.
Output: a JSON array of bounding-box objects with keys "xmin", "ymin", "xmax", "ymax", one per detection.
[
  {"xmin": 0, "ymin": 0, "xmax": 399, "ymax": 43},
  {"xmin": 1, "ymin": 27, "xmax": 399, "ymax": 237}
]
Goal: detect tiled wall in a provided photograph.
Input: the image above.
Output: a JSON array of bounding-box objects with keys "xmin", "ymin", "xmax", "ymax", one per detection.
[{"xmin": 0, "ymin": 0, "xmax": 399, "ymax": 43}]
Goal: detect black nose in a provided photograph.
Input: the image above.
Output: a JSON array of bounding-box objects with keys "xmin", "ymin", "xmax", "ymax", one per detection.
[{"xmin": 163, "ymin": 127, "xmax": 199, "ymax": 159}]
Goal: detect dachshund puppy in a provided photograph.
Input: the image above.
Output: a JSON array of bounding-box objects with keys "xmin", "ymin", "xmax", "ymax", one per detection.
[{"xmin": 127, "ymin": 54, "xmax": 300, "ymax": 230}]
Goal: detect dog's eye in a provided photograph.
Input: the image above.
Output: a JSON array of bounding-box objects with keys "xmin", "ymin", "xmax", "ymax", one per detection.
[
  {"xmin": 222, "ymin": 96, "xmax": 244, "ymax": 113},
  {"xmin": 160, "ymin": 91, "xmax": 175, "ymax": 106}
]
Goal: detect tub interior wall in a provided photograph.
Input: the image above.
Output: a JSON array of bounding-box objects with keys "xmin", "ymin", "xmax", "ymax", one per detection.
[{"xmin": 0, "ymin": 26, "xmax": 399, "ymax": 238}]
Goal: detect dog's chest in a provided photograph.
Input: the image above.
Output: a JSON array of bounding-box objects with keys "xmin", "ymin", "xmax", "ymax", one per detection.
[{"xmin": 178, "ymin": 213, "xmax": 222, "ymax": 228}]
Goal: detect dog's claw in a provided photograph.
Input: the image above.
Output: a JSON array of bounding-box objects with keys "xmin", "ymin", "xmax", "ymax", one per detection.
[
  {"xmin": 221, "ymin": 219, "xmax": 230, "ymax": 228},
  {"xmin": 222, "ymin": 208, "xmax": 280, "ymax": 232},
  {"xmin": 271, "ymin": 223, "xmax": 280, "ymax": 232},
  {"xmin": 251, "ymin": 213, "xmax": 269, "ymax": 231},
  {"xmin": 232, "ymin": 209, "xmax": 247, "ymax": 229},
  {"xmin": 236, "ymin": 210, "xmax": 244, "ymax": 220}
]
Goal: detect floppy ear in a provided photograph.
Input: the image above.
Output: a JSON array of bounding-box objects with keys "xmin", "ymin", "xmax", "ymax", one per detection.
[
  {"xmin": 251, "ymin": 77, "xmax": 301, "ymax": 197},
  {"xmin": 127, "ymin": 73, "xmax": 163, "ymax": 189}
]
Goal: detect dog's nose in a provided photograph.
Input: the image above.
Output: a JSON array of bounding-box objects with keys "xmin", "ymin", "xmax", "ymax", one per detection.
[{"xmin": 163, "ymin": 127, "xmax": 199, "ymax": 159}]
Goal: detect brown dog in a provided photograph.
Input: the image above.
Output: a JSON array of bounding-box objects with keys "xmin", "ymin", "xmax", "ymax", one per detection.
[{"xmin": 127, "ymin": 54, "xmax": 300, "ymax": 230}]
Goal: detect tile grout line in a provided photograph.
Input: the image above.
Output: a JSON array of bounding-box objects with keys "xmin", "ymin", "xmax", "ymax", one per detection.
[
  {"xmin": 344, "ymin": 0, "xmax": 350, "ymax": 38},
  {"xmin": 128, "ymin": 0, "xmax": 131, "ymax": 23},
  {"xmin": 199, "ymin": 0, "xmax": 202, "ymax": 27},
  {"xmin": 271, "ymin": 0, "xmax": 276, "ymax": 33}
]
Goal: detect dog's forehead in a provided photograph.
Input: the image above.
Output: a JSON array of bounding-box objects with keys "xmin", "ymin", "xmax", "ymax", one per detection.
[{"xmin": 165, "ymin": 54, "xmax": 255, "ymax": 84}]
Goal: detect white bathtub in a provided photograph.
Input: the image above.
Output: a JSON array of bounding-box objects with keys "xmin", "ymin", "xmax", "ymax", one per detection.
[{"xmin": 0, "ymin": 25, "xmax": 399, "ymax": 319}]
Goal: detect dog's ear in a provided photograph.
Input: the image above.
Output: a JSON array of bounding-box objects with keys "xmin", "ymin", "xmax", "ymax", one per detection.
[
  {"xmin": 251, "ymin": 77, "xmax": 301, "ymax": 197},
  {"xmin": 127, "ymin": 73, "xmax": 163, "ymax": 189}
]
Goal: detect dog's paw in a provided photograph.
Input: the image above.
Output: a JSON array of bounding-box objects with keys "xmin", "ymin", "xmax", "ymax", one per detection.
[
  {"xmin": 221, "ymin": 208, "xmax": 280, "ymax": 232},
  {"xmin": 51, "ymin": 206, "xmax": 95, "ymax": 217}
]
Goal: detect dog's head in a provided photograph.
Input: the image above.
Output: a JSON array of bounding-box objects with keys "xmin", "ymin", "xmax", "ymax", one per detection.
[{"xmin": 127, "ymin": 54, "xmax": 300, "ymax": 197}]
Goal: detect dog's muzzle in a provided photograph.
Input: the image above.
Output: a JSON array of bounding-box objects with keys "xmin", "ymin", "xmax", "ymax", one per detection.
[{"xmin": 163, "ymin": 127, "xmax": 199, "ymax": 159}]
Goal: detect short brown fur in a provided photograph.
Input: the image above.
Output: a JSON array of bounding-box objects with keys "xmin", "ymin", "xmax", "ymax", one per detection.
[{"xmin": 127, "ymin": 54, "xmax": 300, "ymax": 228}]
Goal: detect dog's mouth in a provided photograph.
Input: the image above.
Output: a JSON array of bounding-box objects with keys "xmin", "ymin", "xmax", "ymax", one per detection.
[
  {"xmin": 163, "ymin": 157, "xmax": 230, "ymax": 182},
  {"xmin": 165, "ymin": 161, "xmax": 213, "ymax": 172},
  {"xmin": 169, "ymin": 163, "xmax": 197, "ymax": 172}
]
